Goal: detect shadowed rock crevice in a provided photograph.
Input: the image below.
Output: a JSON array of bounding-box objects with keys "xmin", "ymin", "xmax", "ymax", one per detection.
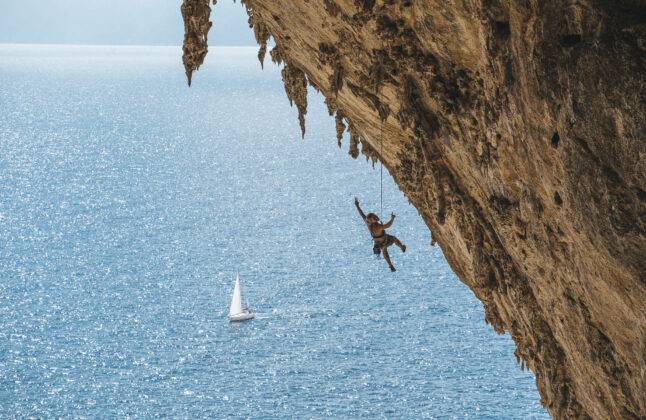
[{"xmin": 181, "ymin": 1, "xmax": 646, "ymax": 418}]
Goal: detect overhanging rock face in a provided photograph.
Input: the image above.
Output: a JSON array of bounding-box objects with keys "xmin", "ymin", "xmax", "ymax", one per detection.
[{"xmin": 181, "ymin": 1, "xmax": 646, "ymax": 418}]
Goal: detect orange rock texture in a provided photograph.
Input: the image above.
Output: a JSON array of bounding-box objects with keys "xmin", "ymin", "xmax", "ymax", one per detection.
[{"xmin": 182, "ymin": 1, "xmax": 646, "ymax": 418}]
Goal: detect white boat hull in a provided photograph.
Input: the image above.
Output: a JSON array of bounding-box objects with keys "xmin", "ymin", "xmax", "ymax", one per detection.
[{"xmin": 229, "ymin": 311, "xmax": 255, "ymax": 322}]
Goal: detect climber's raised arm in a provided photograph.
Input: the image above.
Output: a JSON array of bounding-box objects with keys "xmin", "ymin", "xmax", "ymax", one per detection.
[
  {"xmin": 382, "ymin": 212, "xmax": 395, "ymax": 229},
  {"xmin": 354, "ymin": 197, "xmax": 366, "ymax": 221}
]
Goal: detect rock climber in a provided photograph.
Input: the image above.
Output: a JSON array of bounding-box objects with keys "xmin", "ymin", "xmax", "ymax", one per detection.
[{"xmin": 354, "ymin": 197, "xmax": 406, "ymax": 272}]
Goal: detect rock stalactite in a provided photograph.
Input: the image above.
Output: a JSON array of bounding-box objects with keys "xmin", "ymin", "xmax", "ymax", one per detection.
[
  {"xmin": 180, "ymin": 0, "xmax": 215, "ymax": 86},
  {"xmin": 181, "ymin": 1, "xmax": 646, "ymax": 418},
  {"xmin": 281, "ymin": 61, "xmax": 309, "ymax": 138}
]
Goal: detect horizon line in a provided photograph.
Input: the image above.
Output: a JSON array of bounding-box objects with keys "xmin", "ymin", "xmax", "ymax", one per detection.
[{"xmin": 0, "ymin": 42, "xmax": 259, "ymax": 48}]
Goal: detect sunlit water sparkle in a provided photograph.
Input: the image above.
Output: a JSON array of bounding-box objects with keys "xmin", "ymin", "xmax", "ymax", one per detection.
[{"xmin": 0, "ymin": 45, "xmax": 548, "ymax": 418}]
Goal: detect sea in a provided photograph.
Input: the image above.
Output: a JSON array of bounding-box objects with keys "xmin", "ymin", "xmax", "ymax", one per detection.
[{"xmin": 0, "ymin": 44, "xmax": 549, "ymax": 418}]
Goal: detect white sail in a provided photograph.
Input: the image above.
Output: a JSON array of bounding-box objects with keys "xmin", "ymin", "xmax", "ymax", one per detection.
[{"xmin": 229, "ymin": 273, "xmax": 243, "ymax": 316}]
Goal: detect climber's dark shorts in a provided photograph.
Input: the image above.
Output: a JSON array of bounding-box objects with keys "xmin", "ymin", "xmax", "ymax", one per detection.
[{"xmin": 373, "ymin": 234, "xmax": 395, "ymax": 255}]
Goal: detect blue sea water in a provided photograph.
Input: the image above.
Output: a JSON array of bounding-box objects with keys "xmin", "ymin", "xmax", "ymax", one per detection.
[{"xmin": 0, "ymin": 44, "xmax": 548, "ymax": 418}]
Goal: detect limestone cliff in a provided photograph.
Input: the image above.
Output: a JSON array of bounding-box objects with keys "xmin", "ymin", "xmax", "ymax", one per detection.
[{"xmin": 181, "ymin": 1, "xmax": 646, "ymax": 418}]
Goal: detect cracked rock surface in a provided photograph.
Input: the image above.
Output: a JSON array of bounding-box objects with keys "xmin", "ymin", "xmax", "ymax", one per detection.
[{"xmin": 182, "ymin": 1, "xmax": 646, "ymax": 418}]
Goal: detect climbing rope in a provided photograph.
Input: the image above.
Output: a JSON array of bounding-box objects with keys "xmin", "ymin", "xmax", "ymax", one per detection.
[{"xmin": 380, "ymin": 119, "xmax": 384, "ymax": 221}]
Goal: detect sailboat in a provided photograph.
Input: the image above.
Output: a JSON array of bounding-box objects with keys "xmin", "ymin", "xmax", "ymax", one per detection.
[{"xmin": 228, "ymin": 272, "xmax": 254, "ymax": 322}]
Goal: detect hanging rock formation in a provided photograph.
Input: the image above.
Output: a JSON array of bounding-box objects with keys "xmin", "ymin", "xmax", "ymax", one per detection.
[
  {"xmin": 181, "ymin": 0, "xmax": 215, "ymax": 86},
  {"xmin": 181, "ymin": 1, "xmax": 646, "ymax": 418}
]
